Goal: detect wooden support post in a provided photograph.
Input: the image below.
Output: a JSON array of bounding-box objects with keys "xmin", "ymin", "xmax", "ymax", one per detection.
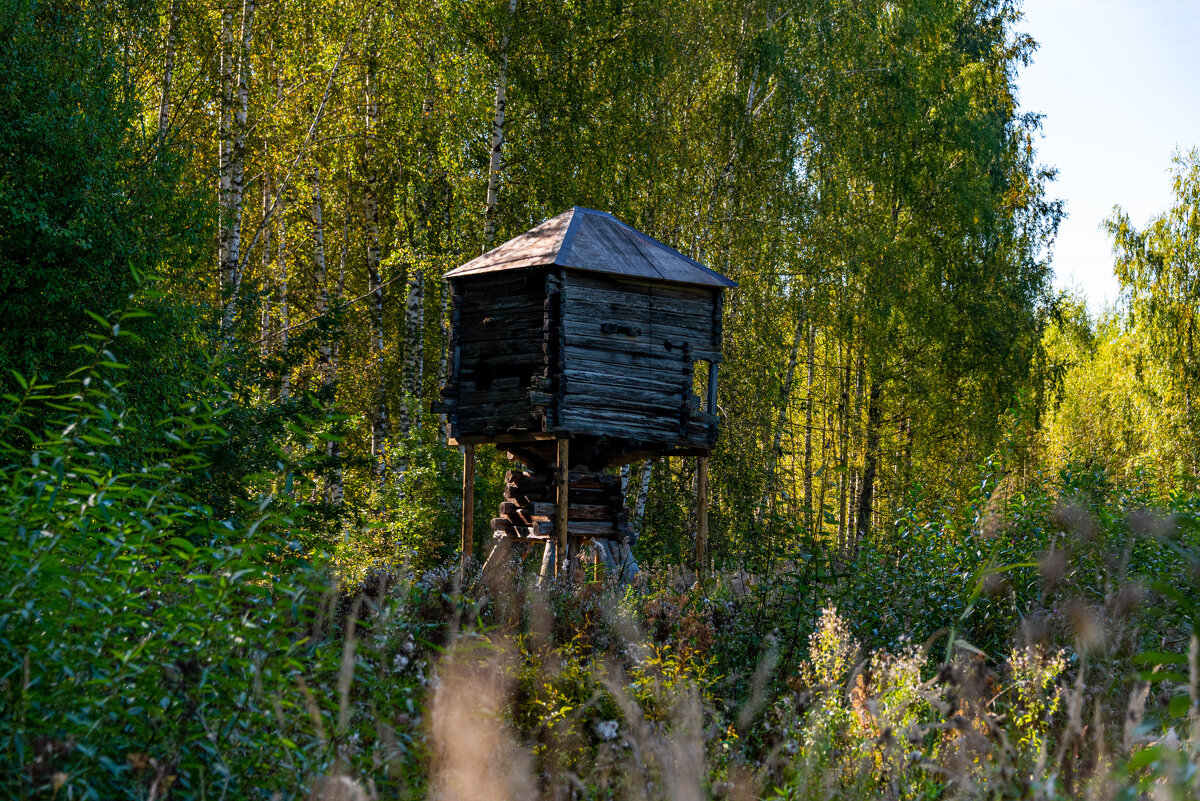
[
  {"xmin": 555, "ymin": 438, "xmax": 569, "ymax": 578},
  {"xmin": 461, "ymin": 445, "xmax": 475, "ymax": 576},
  {"xmin": 696, "ymin": 455, "xmax": 709, "ymax": 576}
]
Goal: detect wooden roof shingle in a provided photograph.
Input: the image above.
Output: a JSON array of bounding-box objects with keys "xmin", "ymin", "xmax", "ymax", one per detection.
[{"xmin": 445, "ymin": 207, "xmax": 737, "ymax": 288}]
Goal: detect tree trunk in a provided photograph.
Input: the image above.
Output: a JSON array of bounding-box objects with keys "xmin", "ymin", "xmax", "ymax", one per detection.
[
  {"xmin": 310, "ymin": 166, "xmax": 331, "ymax": 380},
  {"xmin": 397, "ymin": 267, "xmax": 424, "ymax": 431},
  {"xmin": 363, "ymin": 54, "xmax": 388, "ymax": 477},
  {"xmin": 854, "ymin": 380, "xmax": 882, "ymax": 558},
  {"xmin": 844, "ymin": 353, "xmax": 866, "ymax": 557},
  {"xmin": 259, "ymin": 174, "xmax": 272, "ymax": 361},
  {"xmin": 277, "ymin": 195, "xmax": 290, "ymax": 400},
  {"xmin": 394, "ymin": 265, "xmax": 423, "ymax": 484},
  {"xmin": 155, "ymin": 0, "xmax": 178, "ymax": 148},
  {"xmin": 633, "ymin": 458, "xmax": 654, "ymax": 531},
  {"xmin": 327, "ymin": 198, "xmax": 347, "ymax": 506},
  {"xmin": 217, "ymin": 5, "xmax": 233, "ymax": 275},
  {"xmin": 482, "ymin": 0, "xmax": 518, "ymax": 249},
  {"xmin": 835, "ymin": 341, "xmax": 850, "ymax": 554},
  {"xmin": 219, "ymin": 0, "xmax": 257, "ymax": 332},
  {"xmin": 760, "ymin": 313, "xmax": 803, "ymax": 520},
  {"xmin": 803, "ymin": 321, "xmax": 816, "ymax": 531}
]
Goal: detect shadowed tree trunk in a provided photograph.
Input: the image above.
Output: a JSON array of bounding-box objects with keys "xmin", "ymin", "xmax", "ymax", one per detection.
[
  {"xmin": 761, "ymin": 313, "xmax": 803, "ymax": 520},
  {"xmin": 854, "ymin": 380, "xmax": 881, "ymax": 558}
]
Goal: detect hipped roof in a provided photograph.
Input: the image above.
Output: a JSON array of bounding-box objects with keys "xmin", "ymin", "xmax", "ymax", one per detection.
[{"xmin": 445, "ymin": 207, "xmax": 737, "ymax": 288}]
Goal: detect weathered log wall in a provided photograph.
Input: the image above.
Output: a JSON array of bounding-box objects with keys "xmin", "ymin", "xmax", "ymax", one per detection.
[
  {"xmin": 443, "ymin": 268, "xmax": 721, "ymax": 456},
  {"xmin": 558, "ymin": 272, "xmax": 718, "ymax": 450},
  {"xmin": 451, "ymin": 268, "xmax": 548, "ymax": 438}
]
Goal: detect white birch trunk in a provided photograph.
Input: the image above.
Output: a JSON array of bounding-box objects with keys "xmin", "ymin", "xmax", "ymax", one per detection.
[
  {"xmin": 326, "ymin": 199, "xmax": 348, "ymax": 506},
  {"xmin": 277, "ymin": 195, "xmax": 290, "ymax": 400},
  {"xmin": 310, "ymin": 166, "xmax": 331, "ymax": 380},
  {"xmin": 217, "ymin": 6, "xmax": 233, "ymax": 273},
  {"xmin": 260, "ymin": 175, "xmax": 272, "ymax": 361},
  {"xmin": 220, "ymin": 0, "xmax": 257, "ymax": 332},
  {"xmin": 363, "ymin": 56, "xmax": 388, "ymax": 477},
  {"xmin": 396, "ymin": 268, "xmax": 423, "ymax": 432},
  {"xmin": 482, "ymin": 0, "xmax": 518, "ymax": 249},
  {"xmin": 633, "ymin": 458, "xmax": 654, "ymax": 530},
  {"xmin": 393, "ymin": 266, "xmax": 423, "ymax": 488},
  {"xmin": 156, "ymin": 0, "xmax": 178, "ymax": 148},
  {"xmin": 803, "ymin": 322, "xmax": 816, "ymax": 528}
]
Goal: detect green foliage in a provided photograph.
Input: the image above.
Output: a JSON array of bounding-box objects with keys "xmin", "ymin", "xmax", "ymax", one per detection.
[
  {"xmin": 0, "ymin": 0, "xmax": 201, "ymax": 390},
  {"xmin": 0, "ymin": 346, "xmax": 435, "ymax": 798}
]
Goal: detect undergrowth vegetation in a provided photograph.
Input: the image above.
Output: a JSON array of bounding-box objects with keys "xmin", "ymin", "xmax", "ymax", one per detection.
[{"xmin": 4, "ymin": 350, "xmax": 1200, "ymax": 800}]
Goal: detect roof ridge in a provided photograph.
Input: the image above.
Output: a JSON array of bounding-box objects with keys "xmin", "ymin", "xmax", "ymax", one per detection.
[{"xmin": 444, "ymin": 207, "xmax": 737, "ymax": 288}]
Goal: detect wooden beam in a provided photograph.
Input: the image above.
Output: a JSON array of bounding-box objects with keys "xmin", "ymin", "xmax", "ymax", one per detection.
[
  {"xmin": 696, "ymin": 455, "xmax": 709, "ymax": 576},
  {"xmin": 555, "ymin": 438, "xmax": 570, "ymax": 579},
  {"xmin": 461, "ymin": 445, "xmax": 475, "ymax": 575},
  {"xmin": 448, "ymin": 432, "xmax": 558, "ymax": 447}
]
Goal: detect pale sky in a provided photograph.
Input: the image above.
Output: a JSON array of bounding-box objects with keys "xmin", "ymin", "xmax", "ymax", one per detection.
[{"xmin": 1017, "ymin": 0, "xmax": 1200, "ymax": 313}]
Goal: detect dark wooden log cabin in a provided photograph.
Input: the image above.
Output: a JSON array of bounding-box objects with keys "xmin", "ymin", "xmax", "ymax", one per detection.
[
  {"xmin": 438, "ymin": 207, "xmax": 734, "ymax": 579},
  {"xmin": 438, "ymin": 206, "xmax": 736, "ymax": 470}
]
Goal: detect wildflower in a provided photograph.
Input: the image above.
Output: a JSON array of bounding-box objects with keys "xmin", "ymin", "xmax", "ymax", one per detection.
[{"xmin": 594, "ymin": 719, "xmax": 619, "ymax": 741}]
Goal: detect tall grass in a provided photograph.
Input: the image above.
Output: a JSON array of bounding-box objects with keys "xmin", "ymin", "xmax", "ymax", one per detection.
[{"xmin": 3, "ymin": 347, "xmax": 1200, "ymax": 798}]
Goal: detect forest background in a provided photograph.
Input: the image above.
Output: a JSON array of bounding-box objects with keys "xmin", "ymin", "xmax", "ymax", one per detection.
[{"xmin": 2, "ymin": 0, "xmax": 1200, "ymax": 797}]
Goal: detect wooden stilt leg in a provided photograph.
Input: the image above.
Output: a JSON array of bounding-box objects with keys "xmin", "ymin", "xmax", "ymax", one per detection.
[
  {"xmin": 555, "ymin": 438, "xmax": 570, "ymax": 579},
  {"xmin": 696, "ymin": 455, "xmax": 709, "ymax": 576},
  {"xmin": 461, "ymin": 444, "xmax": 475, "ymax": 577}
]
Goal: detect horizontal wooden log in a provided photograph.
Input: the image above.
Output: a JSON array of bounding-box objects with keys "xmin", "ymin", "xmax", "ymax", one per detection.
[
  {"xmin": 458, "ymin": 326, "xmax": 545, "ymax": 346},
  {"xmin": 461, "ymin": 291, "xmax": 544, "ymax": 310},
  {"xmin": 558, "ymin": 416, "xmax": 712, "ymax": 450},
  {"xmin": 562, "ymin": 367, "xmax": 684, "ymax": 395},
  {"xmin": 561, "ymin": 284, "xmax": 713, "ymax": 317},
  {"xmin": 560, "ymin": 403, "xmax": 681, "ymax": 427},
  {"xmin": 460, "ymin": 279, "xmax": 545, "ymax": 299},
  {"xmin": 457, "ymin": 419, "xmax": 542, "ymax": 436},
  {"xmin": 566, "ymin": 272, "xmax": 715, "ymax": 302},
  {"xmin": 562, "ymin": 297, "xmax": 713, "ymax": 333},
  {"xmin": 563, "ymin": 339, "xmax": 720, "ymax": 366},
  {"xmin": 529, "ymin": 502, "xmax": 612, "ymax": 521},
  {"xmin": 516, "ymin": 521, "xmax": 620, "ymax": 538},
  {"xmin": 527, "ymin": 390, "xmax": 554, "ymax": 407},
  {"xmin": 563, "ymin": 382, "xmax": 684, "ymax": 408},
  {"xmin": 457, "ymin": 398, "xmax": 541, "ymax": 417},
  {"xmin": 505, "ymin": 469, "xmax": 549, "ymax": 487},
  {"xmin": 563, "ymin": 313, "xmax": 713, "ymax": 349},
  {"xmin": 568, "ymin": 472, "xmax": 618, "ymax": 488},
  {"xmin": 491, "ymin": 517, "xmax": 516, "ymax": 535}
]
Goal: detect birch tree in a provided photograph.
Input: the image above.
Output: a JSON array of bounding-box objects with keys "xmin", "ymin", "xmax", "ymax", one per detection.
[
  {"xmin": 362, "ymin": 51, "xmax": 388, "ymax": 476},
  {"xmin": 218, "ymin": 0, "xmax": 257, "ymax": 333},
  {"xmin": 481, "ymin": 0, "xmax": 518, "ymax": 250}
]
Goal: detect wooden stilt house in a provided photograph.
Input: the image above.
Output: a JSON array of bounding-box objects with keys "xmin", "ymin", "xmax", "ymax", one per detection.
[{"xmin": 437, "ymin": 207, "xmax": 735, "ymax": 578}]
